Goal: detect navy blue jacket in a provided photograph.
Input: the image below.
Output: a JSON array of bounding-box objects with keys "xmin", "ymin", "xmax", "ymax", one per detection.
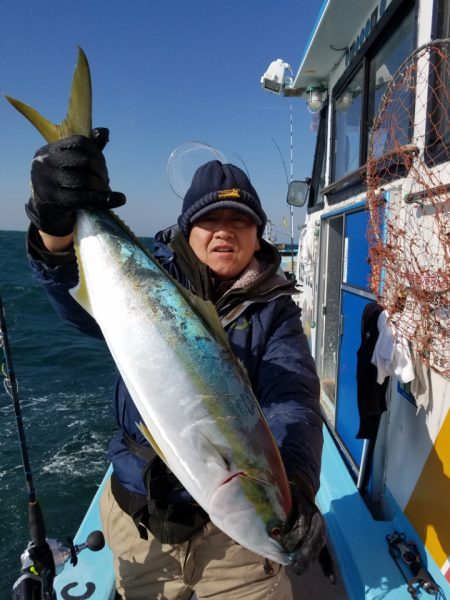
[{"xmin": 27, "ymin": 225, "xmax": 323, "ymax": 499}]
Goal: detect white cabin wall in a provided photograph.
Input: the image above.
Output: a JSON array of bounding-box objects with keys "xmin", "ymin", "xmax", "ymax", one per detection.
[{"xmin": 384, "ymin": 372, "xmax": 450, "ymax": 512}]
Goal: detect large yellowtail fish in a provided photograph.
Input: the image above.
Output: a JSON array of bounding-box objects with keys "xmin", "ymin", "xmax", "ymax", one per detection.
[{"xmin": 5, "ymin": 48, "xmax": 293, "ymax": 563}]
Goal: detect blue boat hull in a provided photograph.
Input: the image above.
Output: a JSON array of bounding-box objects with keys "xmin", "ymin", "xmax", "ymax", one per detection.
[{"xmin": 53, "ymin": 465, "xmax": 115, "ymax": 600}]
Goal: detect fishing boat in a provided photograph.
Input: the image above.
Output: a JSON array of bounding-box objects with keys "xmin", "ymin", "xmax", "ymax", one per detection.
[
  {"xmin": 261, "ymin": 0, "xmax": 450, "ymax": 597},
  {"xmin": 34, "ymin": 1, "xmax": 450, "ymax": 598},
  {"xmin": 265, "ymin": 239, "xmax": 299, "ymax": 279},
  {"xmin": 277, "ymin": 243, "xmax": 299, "ymax": 279},
  {"xmin": 51, "ymin": 466, "xmax": 114, "ymax": 600}
]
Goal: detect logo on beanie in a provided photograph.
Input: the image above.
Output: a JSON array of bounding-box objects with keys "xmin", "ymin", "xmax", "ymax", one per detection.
[{"xmin": 217, "ymin": 189, "xmax": 241, "ymax": 199}]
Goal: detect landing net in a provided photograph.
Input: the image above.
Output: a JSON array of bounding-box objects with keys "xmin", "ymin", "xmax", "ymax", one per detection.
[{"xmin": 367, "ymin": 40, "xmax": 450, "ymax": 379}]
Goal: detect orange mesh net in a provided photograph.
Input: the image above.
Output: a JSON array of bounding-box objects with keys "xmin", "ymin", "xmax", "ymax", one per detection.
[{"xmin": 367, "ymin": 40, "xmax": 450, "ymax": 379}]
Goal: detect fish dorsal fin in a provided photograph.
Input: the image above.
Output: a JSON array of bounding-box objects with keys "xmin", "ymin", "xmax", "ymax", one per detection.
[
  {"xmin": 183, "ymin": 289, "xmax": 231, "ymax": 350},
  {"xmin": 180, "ymin": 288, "xmax": 254, "ymax": 387},
  {"xmin": 4, "ymin": 46, "xmax": 92, "ymax": 142},
  {"xmin": 237, "ymin": 358, "xmax": 253, "ymax": 388}
]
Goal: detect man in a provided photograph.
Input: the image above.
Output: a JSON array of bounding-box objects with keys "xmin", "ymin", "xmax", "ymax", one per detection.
[{"xmin": 26, "ymin": 131, "xmax": 325, "ymax": 599}]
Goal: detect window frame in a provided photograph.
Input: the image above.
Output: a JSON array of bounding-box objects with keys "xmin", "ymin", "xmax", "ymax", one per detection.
[
  {"xmin": 424, "ymin": 0, "xmax": 450, "ymax": 165},
  {"xmin": 329, "ymin": 0, "xmax": 418, "ymax": 195},
  {"xmin": 307, "ymin": 101, "xmax": 328, "ymax": 214}
]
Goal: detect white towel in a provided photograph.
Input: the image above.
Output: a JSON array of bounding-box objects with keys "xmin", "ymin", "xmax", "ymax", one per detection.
[
  {"xmin": 371, "ymin": 311, "xmax": 415, "ymax": 385},
  {"xmin": 410, "ymin": 350, "xmax": 430, "ymax": 412}
]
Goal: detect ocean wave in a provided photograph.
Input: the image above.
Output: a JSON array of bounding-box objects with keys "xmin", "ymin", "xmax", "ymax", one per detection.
[
  {"xmin": 1, "ymin": 230, "xmax": 125, "ymax": 589},
  {"xmin": 42, "ymin": 436, "xmax": 108, "ymax": 478}
]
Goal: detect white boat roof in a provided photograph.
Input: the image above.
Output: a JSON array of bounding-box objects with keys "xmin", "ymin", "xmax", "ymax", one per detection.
[{"xmin": 293, "ymin": 0, "xmax": 380, "ymax": 93}]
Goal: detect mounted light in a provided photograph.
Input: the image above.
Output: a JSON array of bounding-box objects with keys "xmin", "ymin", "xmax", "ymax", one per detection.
[
  {"xmin": 260, "ymin": 59, "xmax": 293, "ymax": 95},
  {"xmin": 336, "ymin": 90, "xmax": 353, "ymax": 113},
  {"xmin": 306, "ymin": 87, "xmax": 326, "ymax": 113}
]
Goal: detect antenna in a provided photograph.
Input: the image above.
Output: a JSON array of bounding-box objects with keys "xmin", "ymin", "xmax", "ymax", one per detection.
[{"xmin": 271, "ymin": 102, "xmax": 296, "ymax": 275}]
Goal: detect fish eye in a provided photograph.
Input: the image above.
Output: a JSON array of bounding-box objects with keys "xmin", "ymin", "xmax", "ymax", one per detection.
[{"xmin": 267, "ymin": 521, "xmax": 284, "ymax": 540}]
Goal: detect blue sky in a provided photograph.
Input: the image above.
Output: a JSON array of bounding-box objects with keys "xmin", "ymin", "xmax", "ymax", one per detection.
[{"xmin": 0, "ymin": 1, "xmax": 323, "ymax": 239}]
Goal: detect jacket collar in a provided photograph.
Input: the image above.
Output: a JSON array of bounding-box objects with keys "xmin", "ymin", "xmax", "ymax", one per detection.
[{"xmin": 156, "ymin": 226, "xmax": 298, "ymax": 313}]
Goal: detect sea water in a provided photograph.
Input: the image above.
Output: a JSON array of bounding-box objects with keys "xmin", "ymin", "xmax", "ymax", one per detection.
[{"xmin": 0, "ymin": 229, "xmax": 119, "ymax": 593}]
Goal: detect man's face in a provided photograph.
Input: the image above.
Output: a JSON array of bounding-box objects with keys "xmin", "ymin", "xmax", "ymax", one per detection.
[{"xmin": 188, "ymin": 208, "xmax": 261, "ymax": 280}]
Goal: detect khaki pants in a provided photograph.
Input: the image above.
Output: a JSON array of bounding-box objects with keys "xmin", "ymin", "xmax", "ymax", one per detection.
[{"xmin": 100, "ymin": 478, "xmax": 293, "ymax": 600}]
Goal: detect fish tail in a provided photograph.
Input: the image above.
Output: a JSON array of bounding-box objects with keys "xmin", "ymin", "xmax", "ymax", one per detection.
[{"xmin": 4, "ymin": 46, "xmax": 92, "ymax": 142}]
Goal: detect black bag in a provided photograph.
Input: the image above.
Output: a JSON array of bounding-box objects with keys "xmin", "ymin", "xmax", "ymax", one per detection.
[{"xmin": 111, "ymin": 435, "xmax": 210, "ymax": 545}]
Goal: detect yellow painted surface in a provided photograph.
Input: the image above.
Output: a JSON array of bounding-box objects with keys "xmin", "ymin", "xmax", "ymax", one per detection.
[{"xmin": 405, "ymin": 409, "xmax": 450, "ymax": 570}]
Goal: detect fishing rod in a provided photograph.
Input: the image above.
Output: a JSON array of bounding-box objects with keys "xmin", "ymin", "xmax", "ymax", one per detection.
[{"xmin": 0, "ymin": 295, "xmax": 104, "ymax": 600}]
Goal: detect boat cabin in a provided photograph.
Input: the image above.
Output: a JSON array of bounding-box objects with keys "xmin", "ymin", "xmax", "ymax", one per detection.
[{"xmin": 263, "ymin": 0, "xmax": 450, "ymax": 596}]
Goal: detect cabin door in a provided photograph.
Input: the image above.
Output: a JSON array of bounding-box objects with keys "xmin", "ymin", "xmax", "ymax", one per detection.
[{"xmin": 318, "ymin": 207, "xmax": 375, "ymax": 470}]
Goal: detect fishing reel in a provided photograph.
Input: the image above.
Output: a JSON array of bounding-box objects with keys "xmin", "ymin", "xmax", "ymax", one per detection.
[{"xmin": 12, "ymin": 530, "xmax": 105, "ymax": 600}]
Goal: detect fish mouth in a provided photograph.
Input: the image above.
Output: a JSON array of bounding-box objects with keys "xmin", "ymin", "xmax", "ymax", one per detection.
[{"xmin": 218, "ymin": 472, "xmax": 286, "ymax": 542}]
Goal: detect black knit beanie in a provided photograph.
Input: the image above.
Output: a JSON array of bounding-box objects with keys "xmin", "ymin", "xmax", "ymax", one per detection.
[{"xmin": 178, "ymin": 161, "xmax": 267, "ymax": 237}]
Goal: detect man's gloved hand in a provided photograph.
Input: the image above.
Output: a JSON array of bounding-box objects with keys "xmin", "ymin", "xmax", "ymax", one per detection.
[
  {"xmin": 281, "ymin": 476, "xmax": 327, "ymax": 577},
  {"xmin": 26, "ymin": 127, "xmax": 126, "ymax": 236}
]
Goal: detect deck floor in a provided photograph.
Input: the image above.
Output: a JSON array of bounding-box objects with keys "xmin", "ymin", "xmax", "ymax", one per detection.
[
  {"xmin": 288, "ymin": 559, "xmax": 347, "ymax": 599},
  {"xmin": 186, "ymin": 553, "xmax": 348, "ymax": 600}
]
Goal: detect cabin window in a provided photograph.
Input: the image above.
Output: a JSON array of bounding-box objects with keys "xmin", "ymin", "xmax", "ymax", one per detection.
[
  {"xmin": 426, "ymin": 1, "xmax": 450, "ymax": 162},
  {"xmin": 368, "ymin": 11, "xmax": 415, "ymax": 157},
  {"xmin": 331, "ymin": 4, "xmax": 415, "ymax": 183},
  {"xmin": 333, "ymin": 68, "xmax": 364, "ymax": 181},
  {"xmin": 308, "ymin": 104, "xmax": 328, "ymax": 211},
  {"xmin": 426, "ymin": 44, "xmax": 450, "ymax": 164}
]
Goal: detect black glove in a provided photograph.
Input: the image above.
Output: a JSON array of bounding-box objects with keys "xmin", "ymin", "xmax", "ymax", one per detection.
[
  {"xmin": 281, "ymin": 476, "xmax": 327, "ymax": 577},
  {"xmin": 26, "ymin": 127, "xmax": 126, "ymax": 236}
]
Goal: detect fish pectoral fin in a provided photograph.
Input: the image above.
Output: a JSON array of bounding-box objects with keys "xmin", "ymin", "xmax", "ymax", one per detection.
[
  {"xmin": 136, "ymin": 422, "xmax": 167, "ymax": 464},
  {"xmin": 4, "ymin": 46, "xmax": 92, "ymax": 142},
  {"xmin": 198, "ymin": 432, "xmax": 233, "ymax": 472},
  {"xmin": 181, "ymin": 291, "xmax": 253, "ymax": 386}
]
